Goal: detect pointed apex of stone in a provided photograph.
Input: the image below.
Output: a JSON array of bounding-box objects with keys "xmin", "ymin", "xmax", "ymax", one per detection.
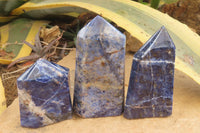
[
  {"xmin": 152, "ymin": 26, "xmax": 175, "ymax": 49},
  {"xmin": 85, "ymin": 15, "xmax": 107, "ymax": 29},
  {"xmin": 90, "ymin": 15, "xmax": 106, "ymax": 24},
  {"xmin": 77, "ymin": 15, "xmax": 124, "ymax": 39},
  {"xmin": 134, "ymin": 26, "xmax": 175, "ymax": 60},
  {"xmin": 18, "ymin": 58, "xmax": 69, "ymax": 82}
]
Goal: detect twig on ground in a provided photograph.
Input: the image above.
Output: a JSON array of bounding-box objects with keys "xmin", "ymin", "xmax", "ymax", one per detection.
[
  {"xmin": 60, "ymin": 42, "xmax": 68, "ymax": 58},
  {"xmin": 7, "ymin": 28, "xmax": 63, "ymax": 69}
]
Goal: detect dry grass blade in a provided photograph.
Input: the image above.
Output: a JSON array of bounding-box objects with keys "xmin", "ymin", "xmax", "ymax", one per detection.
[
  {"xmin": 42, "ymin": 36, "xmax": 62, "ymax": 55},
  {"xmin": 60, "ymin": 42, "xmax": 67, "ymax": 58},
  {"xmin": 35, "ymin": 27, "xmax": 43, "ymax": 51},
  {"xmin": 23, "ymin": 41, "xmax": 37, "ymax": 52},
  {"xmin": 7, "ymin": 55, "xmax": 40, "ymax": 69}
]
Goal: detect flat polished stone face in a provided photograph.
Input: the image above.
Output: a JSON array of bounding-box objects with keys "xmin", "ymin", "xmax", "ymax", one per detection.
[
  {"xmin": 124, "ymin": 26, "xmax": 176, "ymax": 119},
  {"xmin": 17, "ymin": 59, "xmax": 72, "ymax": 128},
  {"xmin": 73, "ymin": 16, "xmax": 126, "ymax": 118}
]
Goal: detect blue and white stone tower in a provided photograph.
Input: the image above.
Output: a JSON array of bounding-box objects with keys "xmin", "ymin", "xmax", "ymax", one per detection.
[
  {"xmin": 17, "ymin": 59, "xmax": 72, "ymax": 128},
  {"xmin": 73, "ymin": 16, "xmax": 126, "ymax": 118},
  {"xmin": 124, "ymin": 26, "xmax": 176, "ymax": 119}
]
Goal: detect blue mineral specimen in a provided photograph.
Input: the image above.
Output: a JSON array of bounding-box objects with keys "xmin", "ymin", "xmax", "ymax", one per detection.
[
  {"xmin": 124, "ymin": 26, "xmax": 176, "ymax": 119},
  {"xmin": 17, "ymin": 59, "xmax": 72, "ymax": 128},
  {"xmin": 73, "ymin": 16, "xmax": 126, "ymax": 118}
]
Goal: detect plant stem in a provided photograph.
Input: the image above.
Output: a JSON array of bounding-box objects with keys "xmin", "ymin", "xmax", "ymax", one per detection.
[{"xmin": 150, "ymin": 0, "xmax": 160, "ymax": 9}]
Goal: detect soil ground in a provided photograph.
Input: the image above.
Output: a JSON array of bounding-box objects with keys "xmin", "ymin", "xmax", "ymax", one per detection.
[
  {"xmin": 1, "ymin": 0, "xmax": 200, "ymax": 107},
  {"xmin": 160, "ymin": 0, "xmax": 200, "ymax": 35},
  {"xmin": 0, "ymin": 65, "xmax": 23, "ymax": 106}
]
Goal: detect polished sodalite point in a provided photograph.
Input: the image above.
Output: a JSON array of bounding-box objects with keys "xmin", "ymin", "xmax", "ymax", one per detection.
[
  {"xmin": 17, "ymin": 59, "xmax": 72, "ymax": 128},
  {"xmin": 73, "ymin": 16, "xmax": 126, "ymax": 118},
  {"xmin": 124, "ymin": 26, "xmax": 176, "ymax": 119}
]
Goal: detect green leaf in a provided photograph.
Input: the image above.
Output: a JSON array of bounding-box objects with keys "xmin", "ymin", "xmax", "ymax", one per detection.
[
  {"xmin": 162, "ymin": 0, "xmax": 179, "ymax": 4},
  {"xmin": 9, "ymin": 0, "xmax": 200, "ymax": 84},
  {"xmin": 150, "ymin": 0, "xmax": 161, "ymax": 9}
]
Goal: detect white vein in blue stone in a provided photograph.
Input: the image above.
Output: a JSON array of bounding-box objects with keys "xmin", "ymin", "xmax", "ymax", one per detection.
[{"xmin": 18, "ymin": 89, "xmax": 54, "ymax": 125}]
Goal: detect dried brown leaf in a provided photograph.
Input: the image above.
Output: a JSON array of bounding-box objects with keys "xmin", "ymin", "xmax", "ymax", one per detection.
[{"xmin": 40, "ymin": 26, "xmax": 61, "ymax": 43}]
